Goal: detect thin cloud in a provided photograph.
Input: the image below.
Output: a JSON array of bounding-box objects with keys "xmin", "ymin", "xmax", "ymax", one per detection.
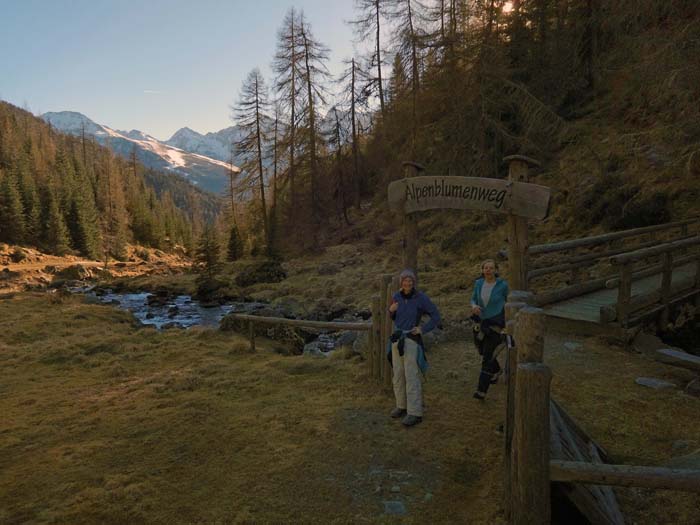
[{"xmin": 143, "ymin": 90, "xmax": 164, "ymax": 95}]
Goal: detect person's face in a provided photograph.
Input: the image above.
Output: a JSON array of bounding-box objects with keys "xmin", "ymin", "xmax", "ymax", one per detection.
[
  {"xmin": 482, "ymin": 262, "xmax": 496, "ymax": 279},
  {"xmin": 401, "ymin": 277, "xmax": 414, "ymax": 292}
]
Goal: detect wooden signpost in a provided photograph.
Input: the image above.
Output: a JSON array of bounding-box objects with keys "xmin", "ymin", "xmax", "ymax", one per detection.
[
  {"xmin": 387, "ymin": 174, "xmax": 550, "ymax": 219},
  {"xmin": 391, "ymin": 157, "xmax": 549, "ymax": 290}
]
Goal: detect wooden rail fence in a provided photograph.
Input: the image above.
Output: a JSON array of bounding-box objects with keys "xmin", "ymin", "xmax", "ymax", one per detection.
[
  {"xmin": 527, "ymin": 217, "xmax": 700, "ymax": 309},
  {"xmin": 505, "ymin": 291, "xmax": 700, "ymax": 524},
  {"xmin": 226, "ymin": 277, "xmax": 396, "ymax": 390}
]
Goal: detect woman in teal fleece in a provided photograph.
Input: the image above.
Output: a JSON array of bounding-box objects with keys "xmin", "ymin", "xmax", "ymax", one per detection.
[{"xmin": 470, "ymin": 259, "xmax": 508, "ymax": 400}]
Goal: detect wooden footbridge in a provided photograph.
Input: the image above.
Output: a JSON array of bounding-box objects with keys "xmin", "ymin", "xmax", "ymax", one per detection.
[{"xmin": 528, "ymin": 217, "xmax": 700, "ymax": 338}]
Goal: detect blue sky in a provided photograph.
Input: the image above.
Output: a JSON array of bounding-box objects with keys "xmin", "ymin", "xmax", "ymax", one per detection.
[{"xmin": 0, "ymin": 0, "xmax": 358, "ymax": 140}]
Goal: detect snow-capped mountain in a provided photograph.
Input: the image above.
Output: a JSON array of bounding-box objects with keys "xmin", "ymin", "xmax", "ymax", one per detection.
[
  {"xmin": 41, "ymin": 111, "xmax": 239, "ymax": 195},
  {"xmin": 166, "ymin": 126, "xmax": 245, "ymax": 164}
]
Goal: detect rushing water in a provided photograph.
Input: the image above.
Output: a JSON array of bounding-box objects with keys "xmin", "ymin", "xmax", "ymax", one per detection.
[
  {"xmin": 98, "ymin": 291, "xmax": 233, "ymax": 329},
  {"xmin": 75, "ymin": 287, "xmax": 359, "ymax": 354}
]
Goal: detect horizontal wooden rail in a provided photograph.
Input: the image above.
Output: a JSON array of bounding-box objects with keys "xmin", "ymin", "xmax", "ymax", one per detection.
[
  {"xmin": 625, "ymin": 288, "xmax": 700, "ymax": 327},
  {"xmin": 226, "ymin": 313, "xmax": 372, "ymax": 331},
  {"xmin": 528, "ymin": 238, "xmax": 664, "ymax": 279},
  {"xmin": 533, "ymin": 277, "xmax": 609, "ymax": 307},
  {"xmin": 529, "ymin": 218, "xmax": 699, "ymax": 255},
  {"xmin": 600, "ymin": 277, "xmax": 696, "ymax": 323},
  {"xmin": 610, "ymin": 236, "xmax": 700, "ymax": 265},
  {"xmin": 605, "ymin": 253, "xmax": 698, "ymax": 288},
  {"xmin": 551, "ymin": 460, "xmax": 700, "ymax": 492}
]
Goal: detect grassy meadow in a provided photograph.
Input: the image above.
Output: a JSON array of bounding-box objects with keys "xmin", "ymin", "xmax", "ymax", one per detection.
[{"xmin": 0, "ymin": 292, "xmax": 698, "ymax": 524}]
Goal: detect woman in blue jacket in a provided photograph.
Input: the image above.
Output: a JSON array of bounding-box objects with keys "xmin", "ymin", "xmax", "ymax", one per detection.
[
  {"xmin": 470, "ymin": 259, "xmax": 508, "ymax": 400},
  {"xmin": 388, "ymin": 269, "xmax": 441, "ymax": 427}
]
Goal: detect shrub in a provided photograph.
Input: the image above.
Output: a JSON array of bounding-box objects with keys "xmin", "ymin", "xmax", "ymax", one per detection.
[
  {"xmin": 10, "ymin": 248, "xmax": 27, "ymax": 263},
  {"xmin": 234, "ymin": 260, "xmax": 287, "ymax": 287}
]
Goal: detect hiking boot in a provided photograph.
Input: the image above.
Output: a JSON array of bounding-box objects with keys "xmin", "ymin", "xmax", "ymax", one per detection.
[
  {"xmin": 390, "ymin": 407, "xmax": 407, "ymax": 418},
  {"xmin": 402, "ymin": 414, "xmax": 423, "ymax": 427},
  {"xmin": 490, "ymin": 371, "xmax": 502, "ymax": 385},
  {"xmin": 473, "ymin": 391, "xmax": 486, "ymax": 401}
]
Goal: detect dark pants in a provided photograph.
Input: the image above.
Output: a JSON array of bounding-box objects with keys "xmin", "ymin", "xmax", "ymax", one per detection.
[{"xmin": 475, "ymin": 327, "xmax": 503, "ymax": 394}]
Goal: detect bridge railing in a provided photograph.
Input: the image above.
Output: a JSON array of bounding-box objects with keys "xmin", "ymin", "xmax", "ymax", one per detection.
[
  {"xmin": 527, "ymin": 218, "xmax": 700, "ymax": 307},
  {"xmin": 603, "ymin": 235, "xmax": 700, "ymax": 327}
]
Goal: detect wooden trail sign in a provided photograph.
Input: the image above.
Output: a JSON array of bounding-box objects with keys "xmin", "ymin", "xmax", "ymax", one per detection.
[{"xmin": 387, "ymin": 176, "xmax": 551, "ymax": 220}]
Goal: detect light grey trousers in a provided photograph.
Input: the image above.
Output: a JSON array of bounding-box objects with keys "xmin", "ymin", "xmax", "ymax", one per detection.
[{"xmin": 391, "ymin": 338, "xmax": 423, "ymax": 417}]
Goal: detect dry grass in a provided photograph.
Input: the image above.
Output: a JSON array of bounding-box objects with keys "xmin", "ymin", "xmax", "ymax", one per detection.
[
  {"xmin": 0, "ymin": 293, "xmax": 507, "ymax": 524},
  {"xmin": 1, "ymin": 285, "xmax": 698, "ymax": 523}
]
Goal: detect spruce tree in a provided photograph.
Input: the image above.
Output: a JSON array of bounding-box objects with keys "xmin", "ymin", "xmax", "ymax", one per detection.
[
  {"xmin": 41, "ymin": 186, "xmax": 71, "ymax": 255},
  {"xmin": 0, "ymin": 170, "xmax": 26, "ymax": 245},
  {"xmin": 227, "ymin": 223, "xmax": 244, "ymax": 262},
  {"xmin": 195, "ymin": 225, "xmax": 222, "ymax": 280}
]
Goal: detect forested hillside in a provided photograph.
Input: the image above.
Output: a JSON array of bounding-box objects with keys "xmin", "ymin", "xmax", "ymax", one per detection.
[
  {"xmin": 229, "ymin": 0, "xmax": 699, "ymax": 256},
  {"xmin": 0, "ymin": 102, "xmax": 221, "ymax": 259}
]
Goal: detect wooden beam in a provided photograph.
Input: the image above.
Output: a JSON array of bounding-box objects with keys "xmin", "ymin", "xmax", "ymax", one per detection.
[
  {"xmin": 514, "ymin": 307, "xmax": 545, "ymax": 363},
  {"xmin": 611, "ymin": 236, "xmax": 700, "ymax": 265},
  {"xmin": 605, "ymin": 253, "xmax": 698, "ymax": 288},
  {"xmin": 655, "ymin": 348, "xmax": 700, "ymax": 373},
  {"xmin": 513, "ymin": 363, "xmax": 552, "ymax": 524},
  {"xmin": 529, "ymin": 218, "xmax": 700, "ymax": 255},
  {"xmin": 551, "ymin": 461, "xmax": 700, "ymax": 492},
  {"xmin": 402, "ymin": 163, "xmax": 421, "ymax": 276},
  {"xmin": 226, "ymin": 313, "xmax": 371, "ymax": 331},
  {"xmin": 503, "ymin": 292, "xmax": 534, "ymax": 523},
  {"xmin": 533, "ymin": 277, "xmax": 609, "ymax": 307},
  {"xmin": 370, "ymin": 295, "xmax": 381, "ymax": 381}
]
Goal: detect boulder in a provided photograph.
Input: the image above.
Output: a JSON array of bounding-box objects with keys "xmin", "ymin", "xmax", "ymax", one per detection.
[
  {"xmin": 303, "ymin": 341, "xmax": 328, "ymax": 357},
  {"xmin": 55, "ymin": 265, "xmax": 93, "ymax": 281}
]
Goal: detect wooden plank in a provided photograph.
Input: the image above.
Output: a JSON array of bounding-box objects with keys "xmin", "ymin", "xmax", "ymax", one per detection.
[
  {"xmin": 589, "ymin": 443, "xmax": 626, "ymax": 525},
  {"xmin": 387, "ymin": 176, "xmax": 551, "ymax": 219},
  {"xmin": 551, "ymin": 461, "xmax": 700, "ymax": 492},
  {"xmin": 655, "ymin": 348, "xmax": 700, "ymax": 373}
]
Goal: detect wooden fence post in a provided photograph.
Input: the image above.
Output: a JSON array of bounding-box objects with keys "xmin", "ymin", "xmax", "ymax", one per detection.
[
  {"xmin": 504, "ymin": 155, "xmax": 540, "ymax": 291},
  {"xmin": 379, "ymin": 274, "xmax": 392, "ymax": 385},
  {"xmin": 510, "ymin": 306, "xmax": 546, "ymax": 524},
  {"xmin": 371, "ymin": 295, "xmax": 381, "ymax": 381},
  {"xmin": 503, "ymin": 291, "xmax": 534, "ymax": 523},
  {"xmin": 248, "ymin": 321, "xmax": 256, "ymax": 352},
  {"xmin": 402, "ymin": 162, "xmax": 423, "ymax": 279},
  {"xmin": 384, "ymin": 276, "xmax": 400, "ymax": 390},
  {"xmin": 658, "ymin": 251, "xmax": 673, "ymax": 331},
  {"xmin": 513, "ymin": 362, "xmax": 552, "ymax": 525},
  {"xmin": 616, "ymin": 263, "xmax": 633, "ymax": 327},
  {"xmin": 514, "ymin": 307, "xmax": 546, "ymax": 364}
]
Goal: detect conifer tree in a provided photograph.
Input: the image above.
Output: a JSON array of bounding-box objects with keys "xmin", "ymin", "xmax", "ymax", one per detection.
[
  {"xmin": 195, "ymin": 224, "xmax": 222, "ymax": 280},
  {"xmin": 0, "ymin": 169, "xmax": 26, "ymax": 245},
  {"xmin": 234, "ymin": 68, "xmax": 271, "ymax": 250},
  {"xmin": 41, "ymin": 186, "xmax": 71, "ymax": 256},
  {"xmin": 227, "ymin": 223, "xmax": 244, "ymax": 262},
  {"xmin": 350, "ymin": 0, "xmax": 389, "ymax": 117}
]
